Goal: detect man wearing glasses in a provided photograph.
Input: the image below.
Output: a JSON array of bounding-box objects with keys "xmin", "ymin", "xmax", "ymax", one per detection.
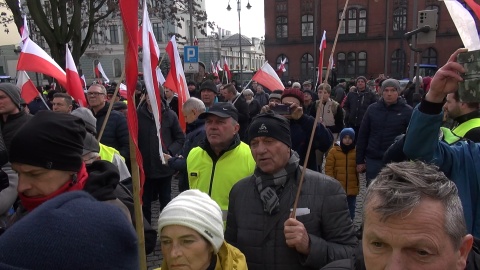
[{"xmin": 87, "ymin": 84, "xmax": 129, "ymax": 163}]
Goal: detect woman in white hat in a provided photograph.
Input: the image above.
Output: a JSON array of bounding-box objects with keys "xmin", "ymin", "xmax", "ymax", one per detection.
[{"xmin": 156, "ymin": 189, "xmax": 247, "ymax": 270}]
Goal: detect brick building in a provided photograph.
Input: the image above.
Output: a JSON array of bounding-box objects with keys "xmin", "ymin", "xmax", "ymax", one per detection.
[{"xmin": 264, "ymin": 0, "xmax": 468, "ymax": 83}]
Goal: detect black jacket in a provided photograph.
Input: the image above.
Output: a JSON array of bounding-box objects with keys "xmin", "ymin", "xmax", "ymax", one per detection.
[
  {"xmin": 168, "ymin": 119, "xmax": 206, "ymax": 172},
  {"xmin": 356, "ymin": 98, "xmax": 412, "ymax": 163},
  {"xmin": 343, "ymin": 89, "xmax": 378, "ymax": 127},
  {"xmin": 232, "ymin": 94, "xmax": 250, "ymax": 141},
  {"xmin": 92, "ymin": 103, "xmax": 130, "ymax": 160},
  {"xmin": 137, "ymin": 103, "xmax": 185, "ymax": 178},
  {"xmin": 225, "ymin": 167, "xmax": 358, "ymax": 270},
  {"xmin": 248, "ymin": 99, "xmax": 262, "ymax": 119}
]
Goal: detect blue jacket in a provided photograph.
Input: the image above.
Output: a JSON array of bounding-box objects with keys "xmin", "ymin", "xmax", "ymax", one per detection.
[
  {"xmin": 404, "ymin": 102, "xmax": 480, "ymax": 237},
  {"xmin": 356, "ymin": 98, "xmax": 412, "ymax": 164},
  {"xmin": 168, "ymin": 119, "xmax": 206, "ymax": 171},
  {"xmin": 290, "ymin": 114, "xmax": 333, "ymax": 171}
]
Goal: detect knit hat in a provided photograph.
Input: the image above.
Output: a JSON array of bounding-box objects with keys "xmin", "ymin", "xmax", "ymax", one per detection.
[
  {"xmin": 248, "ymin": 112, "xmax": 292, "ymax": 148},
  {"xmin": 303, "ymin": 90, "xmax": 315, "ymax": 99},
  {"xmin": 340, "ymin": 128, "xmax": 355, "ymax": 142},
  {"xmin": 292, "ymin": 82, "xmax": 302, "ymax": 89},
  {"xmin": 269, "ymin": 90, "xmax": 283, "ymax": 102},
  {"xmin": 83, "ymin": 133, "xmax": 100, "ymax": 155},
  {"xmin": 356, "ymin": 76, "xmax": 367, "ymax": 84},
  {"xmin": 158, "ymin": 189, "xmax": 224, "ymax": 254},
  {"xmin": 198, "ymin": 102, "xmax": 238, "ymax": 122},
  {"xmin": 0, "ymin": 83, "xmax": 22, "ymax": 109},
  {"xmin": 0, "ymin": 191, "xmax": 139, "ymax": 270},
  {"xmin": 71, "ymin": 107, "xmax": 97, "ymax": 135},
  {"xmin": 381, "ymin": 78, "xmax": 401, "ymax": 92},
  {"xmin": 303, "ymin": 80, "xmax": 312, "ymax": 86},
  {"xmin": 200, "ymin": 80, "xmax": 218, "ymax": 94},
  {"xmin": 281, "ymin": 88, "xmax": 304, "ymax": 105},
  {"xmin": 9, "ymin": 110, "xmax": 86, "ymax": 171}
]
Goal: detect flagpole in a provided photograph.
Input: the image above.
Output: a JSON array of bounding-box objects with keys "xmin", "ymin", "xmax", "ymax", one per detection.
[
  {"xmin": 37, "ymin": 92, "xmax": 51, "ymax": 110},
  {"xmin": 97, "ymin": 70, "xmax": 125, "ymax": 142},
  {"xmin": 291, "ymin": 0, "xmax": 350, "ymax": 218},
  {"xmin": 232, "ymin": 60, "xmax": 266, "ymax": 104}
]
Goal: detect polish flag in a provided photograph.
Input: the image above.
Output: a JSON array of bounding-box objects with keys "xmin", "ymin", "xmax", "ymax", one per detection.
[
  {"xmin": 142, "ymin": 0, "xmax": 165, "ymax": 163},
  {"xmin": 317, "ymin": 30, "xmax": 327, "ymax": 85},
  {"xmin": 252, "ymin": 62, "xmax": 285, "ymax": 91},
  {"xmin": 16, "ymin": 71, "xmax": 38, "ymax": 104},
  {"xmin": 216, "ymin": 60, "xmax": 223, "ymax": 72},
  {"xmin": 17, "ymin": 37, "xmax": 67, "ymax": 89},
  {"xmin": 223, "ymin": 57, "xmax": 231, "ymax": 80},
  {"xmin": 156, "ymin": 67, "xmax": 165, "ymax": 85},
  {"xmin": 164, "ymin": 35, "xmax": 190, "ymax": 131},
  {"xmin": 193, "ymin": 36, "xmax": 199, "ymax": 46},
  {"xmin": 95, "ymin": 62, "xmax": 109, "ymax": 83},
  {"xmin": 119, "ymin": 83, "xmax": 128, "ymax": 99},
  {"xmin": 211, "ymin": 60, "xmax": 218, "ymax": 77},
  {"xmin": 80, "ymin": 74, "xmax": 86, "ymax": 89},
  {"xmin": 277, "ymin": 58, "xmax": 287, "ymax": 77},
  {"xmin": 65, "ymin": 45, "xmax": 87, "ymax": 107},
  {"xmin": 465, "ymin": 0, "xmax": 480, "ymax": 20},
  {"xmin": 20, "ymin": 16, "xmax": 29, "ymax": 45}
]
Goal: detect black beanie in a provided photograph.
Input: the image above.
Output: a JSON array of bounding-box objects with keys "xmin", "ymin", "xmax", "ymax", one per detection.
[
  {"xmin": 248, "ymin": 112, "xmax": 292, "ymax": 148},
  {"xmin": 0, "ymin": 83, "xmax": 22, "ymax": 110},
  {"xmin": 9, "ymin": 110, "xmax": 86, "ymax": 171},
  {"xmin": 200, "ymin": 80, "xmax": 218, "ymax": 94},
  {"xmin": 0, "ymin": 191, "xmax": 139, "ymax": 270}
]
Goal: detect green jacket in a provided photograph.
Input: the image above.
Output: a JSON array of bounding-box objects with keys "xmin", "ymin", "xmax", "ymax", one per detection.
[{"xmin": 187, "ymin": 135, "xmax": 255, "ymax": 219}]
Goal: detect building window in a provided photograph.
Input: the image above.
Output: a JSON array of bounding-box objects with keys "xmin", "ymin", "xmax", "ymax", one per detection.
[
  {"xmin": 421, "ymin": 48, "xmax": 437, "ymax": 65},
  {"xmin": 301, "ymin": 15, "xmax": 313, "ymax": 37},
  {"xmin": 358, "ymin": 51, "xmax": 367, "ymax": 75},
  {"xmin": 300, "ymin": 53, "xmax": 314, "ymax": 81},
  {"xmin": 92, "ymin": 30, "xmax": 100, "ymax": 45},
  {"xmin": 391, "ymin": 49, "xmax": 406, "ymax": 79},
  {"xmin": 359, "ymin": 9, "xmax": 367, "ymax": 33},
  {"xmin": 152, "ymin": 23, "xmax": 163, "ymax": 42},
  {"xmin": 347, "ymin": 9, "xmax": 357, "ymax": 34},
  {"xmin": 109, "ymin": 25, "xmax": 119, "ymax": 44},
  {"xmin": 393, "ymin": 8, "xmax": 407, "ymax": 31},
  {"xmin": 276, "ymin": 54, "xmax": 289, "ymax": 78},
  {"xmin": 339, "ymin": 12, "xmax": 346, "ymax": 34},
  {"xmin": 347, "ymin": 52, "xmax": 356, "ymax": 75},
  {"xmin": 276, "ymin": 2, "xmax": 287, "ymax": 12},
  {"xmin": 113, "ymin": 59, "xmax": 122, "ymax": 77},
  {"xmin": 276, "ymin": 16, "xmax": 288, "ymax": 38},
  {"xmin": 337, "ymin": 52, "xmax": 346, "ymax": 76}
]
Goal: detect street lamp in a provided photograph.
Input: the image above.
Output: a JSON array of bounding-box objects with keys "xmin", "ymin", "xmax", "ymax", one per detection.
[{"xmin": 227, "ymin": 0, "xmax": 251, "ymax": 87}]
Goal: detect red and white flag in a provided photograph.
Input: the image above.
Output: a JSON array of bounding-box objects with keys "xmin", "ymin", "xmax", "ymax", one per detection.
[
  {"xmin": 252, "ymin": 61, "xmax": 285, "ymax": 91},
  {"xmin": 164, "ymin": 35, "xmax": 190, "ymax": 131},
  {"xmin": 16, "ymin": 71, "xmax": 38, "ymax": 104},
  {"xmin": 142, "ymin": 0, "xmax": 165, "ymax": 163},
  {"xmin": 216, "ymin": 60, "xmax": 223, "ymax": 72},
  {"xmin": 80, "ymin": 74, "xmax": 86, "ymax": 89},
  {"xmin": 317, "ymin": 30, "xmax": 327, "ymax": 85},
  {"xmin": 17, "ymin": 37, "xmax": 67, "ymax": 89},
  {"xmin": 65, "ymin": 45, "xmax": 87, "ymax": 107},
  {"xmin": 223, "ymin": 57, "xmax": 231, "ymax": 81},
  {"xmin": 277, "ymin": 58, "xmax": 287, "ymax": 73},
  {"xmin": 95, "ymin": 62, "xmax": 109, "ymax": 83},
  {"xmin": 119, "ymin": 83, "xmax": 128, "ymax": 99},
  {"xmin": 20, "ymin": 16, "xmax": 29, "ymax": 46},
  {"xmin": 211, "ymin": 60, "xmax": 218, "ymax": 77},
  {"xmin": 193, "ymin": 36, "xmax": 199, "ymax": 46}
]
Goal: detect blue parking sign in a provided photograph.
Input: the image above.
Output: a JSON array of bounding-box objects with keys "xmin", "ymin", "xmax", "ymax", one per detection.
[{"xmin": 184, "ymin": 46, "xmax": 199, "ymax": 63}]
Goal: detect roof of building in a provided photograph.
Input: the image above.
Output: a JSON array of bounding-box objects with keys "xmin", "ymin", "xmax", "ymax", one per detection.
[{"xmin": 221, "ymin": 34, "xmax": 252, "ymax": 47}]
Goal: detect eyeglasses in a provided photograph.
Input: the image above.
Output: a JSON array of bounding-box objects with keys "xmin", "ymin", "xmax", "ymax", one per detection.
[{"xmin": 87, "ymin": 92, "xmax": 105, "ymax": 97}]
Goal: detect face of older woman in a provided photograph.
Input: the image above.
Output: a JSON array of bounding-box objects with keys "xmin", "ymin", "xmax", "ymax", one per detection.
[{"xmin": 160, "ymin": 225, "xmax": 214, "ymax": 270}]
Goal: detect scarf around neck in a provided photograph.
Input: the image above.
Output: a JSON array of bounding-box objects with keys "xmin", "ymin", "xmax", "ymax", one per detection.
[
  {"xmin": 19, "ymin": 163, "xmax": 89, "ymax": 212},
  {"xmin": 255, "ymin": 152, "xmax": 300, "ymax": 215}
]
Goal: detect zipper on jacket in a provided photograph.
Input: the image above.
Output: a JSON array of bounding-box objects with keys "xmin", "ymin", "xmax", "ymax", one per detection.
[
  {"xmin": 208, "ymin": 160, "xmax": 218, "ymax": 196},
  {"xmin": 345, "ymin": 152, "xmax": 348, "ymax": 193}
]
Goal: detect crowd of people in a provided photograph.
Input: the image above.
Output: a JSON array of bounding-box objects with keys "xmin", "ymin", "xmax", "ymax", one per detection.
[{"xmin": 0, "ymin": 48, "xmax": 478, "ymax": 269}]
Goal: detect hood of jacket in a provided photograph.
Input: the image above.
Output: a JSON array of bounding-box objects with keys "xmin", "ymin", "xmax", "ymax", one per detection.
[
  {"xmin": 83, "ymin": 160, "xmax": 120, "ymax": 201},
  {"xmin": 186, "ymin": 118, "xmax": 205, "ymax": 134}
]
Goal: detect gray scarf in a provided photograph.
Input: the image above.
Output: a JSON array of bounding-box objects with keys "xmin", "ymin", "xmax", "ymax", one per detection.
[{"xmin": 255, "ymin": 152, "xmax": 300, "ymax": 215}]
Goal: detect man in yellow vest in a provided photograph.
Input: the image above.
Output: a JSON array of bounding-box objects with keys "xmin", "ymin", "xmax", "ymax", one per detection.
[
  {"xmin": 441, "ymin": 90, "xmax": 480, "ymax": 144},
  {"xmin": 187, "ymin": 102, "xmax": 255, "ymax": 221}
]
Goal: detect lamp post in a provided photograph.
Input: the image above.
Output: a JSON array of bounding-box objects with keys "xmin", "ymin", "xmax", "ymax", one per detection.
[{"xmin": 227, "ymin": 0, "xmax": 251, "ymax": 87}]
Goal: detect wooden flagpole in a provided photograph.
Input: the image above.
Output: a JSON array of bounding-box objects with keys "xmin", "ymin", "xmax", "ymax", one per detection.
[
  {"xmin": 291, "ymin": 0, "xmax": 350, "ymax": 218},
  {"xmin": 97, "ymin": 70, "xmax": 125, "ymax": 142}
]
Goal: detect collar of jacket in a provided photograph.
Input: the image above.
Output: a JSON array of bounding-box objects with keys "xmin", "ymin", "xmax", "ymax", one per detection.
[
  {"xmin": 200, "ymin": 133, "xmax": 241, "ymax": 159},
  {"xmin": 454, "ymin": 110, "xmax": 480, "ymax": 125},
  {"xmin": 83, "ymin": 160, "xmax": 120, "ymax": 201},
  {"xmin": 2, "ymin": 109, "xmax": 28, "ymax": 124},
  {"xmin": 186, "ymin": 118, "xmax": 205, "ymax": 133}
]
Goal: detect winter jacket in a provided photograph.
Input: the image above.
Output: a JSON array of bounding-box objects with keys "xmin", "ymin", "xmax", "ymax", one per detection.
[
  {"xmin": 156, "ymin": 241, "xmax": 247, "ymax": 270},
  {"xmin": 187, "ymin": 135, "xmax": 255, "ymax": 217},
  {"xmin": 225, "ymin": 167, "xmax": 358, "ymax": 270},
  {"xmin": 356, "ymin": 98, "xmax": 412, "ymax": 164},
  {"xmin": 254, "ymin": 92, "xmax": 270, "ymax": 107},
  {"xmin": 166, "ymin": 96, "xmax": 179, "ymax": 117},
  {"xmin": 311, "ymin": 99, "xmax": 345, "ymax": 134},
  {"xmin": 137, "ymin": 103, "xmax": 185, "ymax": 178},
  {"xmin": 325, "ymin": 144, "xmax": 359, "ymax": 196},
  {"xmin": 248, "ymin": 99, "xmax": 262, "ymax": 119},
  {"xmin": 92, "ymin": 103, "xmax": 130, "ymax": 160},
  {"xmin": 168, "ymin": 119, "xmax": 205, "ymax": 172},
  {"xmin": 343, "ymin": 89, "xmax": 378, "ymax": 128},
  {"xmin": 443, "ymin": 110, "xmax": 480, "ymax": 144},
  {"xmin": 232, "ymin": 93, "xmax": 250, "ymax": 141},
  {"xmin": 290, "ymin": 114, "xmax": 334, "ymax": 171},
  {"xmin": 404, "ymin": 100, "xmax": 480, "ymax": 237}
]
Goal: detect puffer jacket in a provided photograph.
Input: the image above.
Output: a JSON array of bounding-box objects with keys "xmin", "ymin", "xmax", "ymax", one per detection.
[
  {"xmin": 343, "ymin": 89, "xmax": 378, "ymax": 127},
  {"xmin": 92, "ymin": 103, "xmax": 130, "ymax": 160},
  {"xmin": 225, "ymin": 167, "xmax": 358, "ymax": 270},
  {"xmin": 356, "ymin": 98, "xmax": 412, "ymax": 164},
  {"xmin": 325, "ymin": 144, "xmax": 359, "ymax": 196},
  {"xmin": 156, "ymin": 241, "xmax": 247, "ymax": 270}
]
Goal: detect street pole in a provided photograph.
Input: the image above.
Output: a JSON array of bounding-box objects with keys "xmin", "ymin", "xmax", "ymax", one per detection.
[
  {"xmin": 188, "ymin": 0, "xmax": 195, "ymax": 81},
  {"xmin": 313, "ymin": 0, "xmax": 318, "ymax": 85},
  {"xmin": 409, "ymin": 0, "xmax": 419, "ymax": 79},
  {"xmin": 384, "ymin": 0, "xmax": 389, "ymax": 75},
  {"xmin": 237, "ymin": 0, "xmax": 243, "ymax": 87}
]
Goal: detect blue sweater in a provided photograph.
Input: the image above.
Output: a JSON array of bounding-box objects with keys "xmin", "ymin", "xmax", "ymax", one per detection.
[{"xmin": 404, "ymin": 102, "xmax": 480, "ymax": 237}]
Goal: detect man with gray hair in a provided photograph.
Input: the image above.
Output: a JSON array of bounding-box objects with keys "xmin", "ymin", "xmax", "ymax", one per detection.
[
  {"xmin": 321, "ymin": 161, "xmax": 475, "ymax": 270},
  {"xmin": 363, "ymin": 161, "xmax": 473, "ymax": 269}
]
